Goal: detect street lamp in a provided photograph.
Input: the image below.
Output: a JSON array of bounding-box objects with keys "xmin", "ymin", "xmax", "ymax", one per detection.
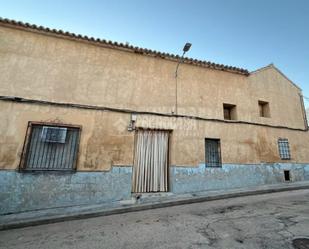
[
  {"xmin": 183, "ymin": 43, "xmax": 192, "ymax": 52},
  {"xmin": 174, "ymin": 42, "xmax": 191, "ymax": 115},
  {"xmin": 175, "ymin": 42, "xmax": 192, "ymax": 78}
]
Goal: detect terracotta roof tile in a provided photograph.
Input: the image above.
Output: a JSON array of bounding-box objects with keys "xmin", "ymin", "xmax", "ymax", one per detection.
[{"xmin": 0, "ymin": 17, "xmax": 249, "ymax": 75}]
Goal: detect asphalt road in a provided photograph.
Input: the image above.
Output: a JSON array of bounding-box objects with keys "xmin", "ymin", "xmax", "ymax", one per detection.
[{"xmin": 1, "ymin": 189, "xmax": 309, "ymax": 249}]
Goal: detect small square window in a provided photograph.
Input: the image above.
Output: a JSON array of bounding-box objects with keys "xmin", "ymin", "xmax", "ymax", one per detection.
[
  {"xmin": 278, "ymin": 138, "xmax": 291, "ymax": 160},
  {"xmin": 205, "ymin": 138, "xmax": 222, "ymax": 167},
  {"xmin": 223, "ymin": 103, "xmax": 237, "ymax": 120},
  {"xmin": 258, "ymin": 100, "xmax": 270, "ymax": 118},
  {"xmin": 20, "ymin": 122, "xmax": 81, "ymax": 171}
]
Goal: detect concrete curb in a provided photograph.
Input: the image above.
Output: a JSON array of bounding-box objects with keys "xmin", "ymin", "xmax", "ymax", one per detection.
[{"xmin": 1, "ymin": 183, "xmax": 309, "ymax": 231}]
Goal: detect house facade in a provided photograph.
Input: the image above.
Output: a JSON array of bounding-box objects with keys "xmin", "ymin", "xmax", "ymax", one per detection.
[{"xmin": 1, "ymin": 18, "xmax": 309, "ymax": 214}]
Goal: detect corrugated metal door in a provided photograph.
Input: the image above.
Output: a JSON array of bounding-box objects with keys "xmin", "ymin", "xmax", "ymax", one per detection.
[{"xmin": 132, "ymin": 130, "xmax": 169, "ymax": 193}]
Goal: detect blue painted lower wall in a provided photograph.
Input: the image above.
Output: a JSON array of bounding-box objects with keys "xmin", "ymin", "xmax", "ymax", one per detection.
[
  {"xmin": 170, "ymin": 163, "xmax": 309, "ymax": 194},
  {"xmin": 0, "ymin": 167, "xmax": 132, "ymax": 215},
  {"xmin": 1, "ymin": 163, "xmax": 309, "ymax": 215}
]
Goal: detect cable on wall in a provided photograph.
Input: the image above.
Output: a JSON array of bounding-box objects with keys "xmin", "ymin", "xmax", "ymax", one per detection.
[{"xmin": 0, "ymin": 95, "xmax": 308, "ymax": 132}]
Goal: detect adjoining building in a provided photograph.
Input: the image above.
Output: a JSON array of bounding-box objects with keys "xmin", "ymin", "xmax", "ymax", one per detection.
[{"xmin": 1, "ymin": 18, "xmax": 309, "ymax": 214}]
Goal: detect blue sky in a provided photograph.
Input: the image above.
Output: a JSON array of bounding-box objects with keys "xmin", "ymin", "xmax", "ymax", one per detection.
[{"xmin": 1, "ymin": 0, "xmax": 309, "ymax": 104}]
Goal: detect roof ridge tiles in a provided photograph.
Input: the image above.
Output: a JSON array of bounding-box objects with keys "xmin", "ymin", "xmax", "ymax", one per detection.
[{"xmin": 0, "ymin": 17, "xmax": 249, "ymax": 75}]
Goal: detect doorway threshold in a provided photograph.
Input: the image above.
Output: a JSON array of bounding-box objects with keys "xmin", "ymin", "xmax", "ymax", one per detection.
[{"xmin": 132, "ymin": 192, "xmax": 174, "ymax": 204}]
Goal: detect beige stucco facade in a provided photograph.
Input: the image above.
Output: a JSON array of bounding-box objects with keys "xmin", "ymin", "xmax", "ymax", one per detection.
[{"xmin": 0, "ymin": 23, "xmax": 308, "ymax": 171}]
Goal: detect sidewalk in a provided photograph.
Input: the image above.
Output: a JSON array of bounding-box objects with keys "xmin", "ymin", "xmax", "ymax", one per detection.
[{"xmin": 1, "ymin": 181, "xmax": 309, "ymax": 231}]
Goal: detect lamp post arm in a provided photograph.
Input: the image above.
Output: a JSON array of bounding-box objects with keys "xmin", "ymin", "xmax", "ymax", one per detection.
[{"xmin": 175, "ymin": 51, "xmax": 186, "ymax": 78}]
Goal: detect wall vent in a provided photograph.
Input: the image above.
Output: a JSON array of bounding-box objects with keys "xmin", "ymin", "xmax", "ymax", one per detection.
[{"xmin": 284, "ymin": 170, "xmax": 291, "ymax": 181}]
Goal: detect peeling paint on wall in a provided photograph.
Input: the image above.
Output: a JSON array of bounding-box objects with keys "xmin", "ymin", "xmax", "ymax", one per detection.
[
  {"xmin": 170, "ymin": 163, "xmax": 309, "ymax": 194},
  {"xmin": 1, "ymin": 163, "xmax": 309, "ymax": 214}
]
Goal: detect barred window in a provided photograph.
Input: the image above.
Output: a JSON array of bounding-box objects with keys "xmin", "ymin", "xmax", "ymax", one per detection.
[
  {"xmin": 205, "ymin": 138, "xmax": 222, "ymax": 167},
  {"xmin": 278, "ymin": 138, "xmax": 291, "ymax": 160},
  {"xmin": 20, "ymin": 122, "xmax": 81, "ymax": 171}
]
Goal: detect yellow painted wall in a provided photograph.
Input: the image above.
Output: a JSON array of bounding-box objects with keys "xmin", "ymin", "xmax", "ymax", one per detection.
[
  {"xmin": 0, "ymin": 102, "xmax": 134, "ymax": 170},
  {"xmin": 0, "ymin": 25, "xmax": 308, "ymax": 171},
  {"xmin": 1, "ymin": 101, "xmax": 309, "ymax": 171},
  {"xmin": 0, "ymin": 26, "xmax": 305, "ymax": 129}
]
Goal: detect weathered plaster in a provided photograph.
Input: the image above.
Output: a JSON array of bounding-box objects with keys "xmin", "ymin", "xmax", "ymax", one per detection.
[
  {"xmin": 1, "ymin": 163, "xmax": 308, "ymax": 214},
  {"xmin": 1, "ymin": 102, "xmax": 309, "ymax": 171},
  {"xmin": 0, "ymin": 102, "xmax": 134, "ymax": 171},
  {"xmin": 0, "ymin": 25, "xmax": 305, "ymax": 129},
  {"xmin": 0, "ymin": 166, "xmax": 132, "ymax": 215},
  {"xmin": 1, "ymin": 25, "xmax": 308, "ymax": 170},
  {"xmin": 170, "ymin": 163, "xmax": 309, "ymax": 194}
]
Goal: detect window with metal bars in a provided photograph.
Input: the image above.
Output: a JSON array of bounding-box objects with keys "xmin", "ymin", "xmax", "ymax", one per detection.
[
  {"xmin": 278, "ymin": 138, "xmax": 291, "ymax": 160},
  {"xmin": 20, "ymin": 122, "xmax": 81, "ymax": 171},
  {"xmin": 205, "ymin": 138, "xmax": 222, "ymax": 167}
]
